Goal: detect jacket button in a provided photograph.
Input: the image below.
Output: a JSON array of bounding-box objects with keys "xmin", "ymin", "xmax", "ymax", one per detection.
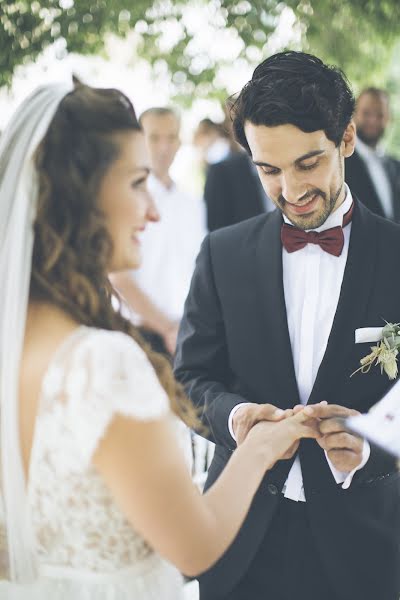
[{"xmin": 267, "ymin": 484, "xmax": 279, "ymax": 496}]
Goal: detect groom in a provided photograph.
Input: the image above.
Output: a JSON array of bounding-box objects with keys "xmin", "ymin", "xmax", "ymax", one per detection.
[{"xmin": 175, "ymin": 52, "xmax": 400, "ymax": 600}]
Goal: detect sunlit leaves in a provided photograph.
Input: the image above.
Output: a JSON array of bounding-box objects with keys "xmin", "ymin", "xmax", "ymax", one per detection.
[{"xmin": 1, "ymin": 0, "xmax": 400, "ymax": 103}]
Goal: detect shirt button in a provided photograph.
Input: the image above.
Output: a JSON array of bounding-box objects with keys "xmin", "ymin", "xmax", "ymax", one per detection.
[{"xmin": 267, "ymin": 484, "xmax": 279, "ymax": 496}]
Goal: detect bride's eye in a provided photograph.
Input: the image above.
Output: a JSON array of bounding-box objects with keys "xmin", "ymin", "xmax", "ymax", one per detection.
[{"xmin": 132, "ymin": 177, "xmax": 147, "ymax": 188}]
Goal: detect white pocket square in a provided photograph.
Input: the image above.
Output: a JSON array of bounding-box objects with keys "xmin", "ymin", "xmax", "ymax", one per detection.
[{"xmin": 355, "ymin": 327, "xmax": 383, "ymax": 344}]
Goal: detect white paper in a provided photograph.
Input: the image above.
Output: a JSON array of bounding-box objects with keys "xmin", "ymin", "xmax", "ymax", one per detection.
[{"xmin": 347, "ymin": 382, "xmax": 400, "ymax": 457}]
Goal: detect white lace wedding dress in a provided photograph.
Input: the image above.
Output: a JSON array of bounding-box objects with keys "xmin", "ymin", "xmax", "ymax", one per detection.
[{"xmin": 0, "ymin": 326, "xmax": 185, "ymax": 599}]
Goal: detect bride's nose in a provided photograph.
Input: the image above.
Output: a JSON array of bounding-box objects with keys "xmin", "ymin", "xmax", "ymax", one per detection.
[{"xmin": 146, "ymin": 193, "xmax": 160, "ymax": 223}]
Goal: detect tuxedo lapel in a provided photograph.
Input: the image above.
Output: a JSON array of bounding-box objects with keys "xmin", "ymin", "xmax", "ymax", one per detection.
[
  {"xmin": 308, "ymin": 200, "xmax": 378, "ymax": 406},
  {"xmin": 346, "ymin": 152, "xmax": 385, "ymax": 218},
  {"xmin": 383, "ymin": 157, "xmax": 400, "ymax": 222},
  {"xmin": 254, "ymin": 210, "xmax": 300, "ymax": 409}
]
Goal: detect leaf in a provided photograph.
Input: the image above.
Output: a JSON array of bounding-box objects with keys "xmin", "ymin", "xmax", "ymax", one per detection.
[{"xmin": 1, "ymin": 0, "xmax": 400, "ymax": 115}]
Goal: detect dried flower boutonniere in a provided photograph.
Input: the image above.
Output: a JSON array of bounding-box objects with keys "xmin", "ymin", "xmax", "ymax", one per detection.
[{"xmin": 352, "ymin": 322, "xmax": 400, "ymax": 381}]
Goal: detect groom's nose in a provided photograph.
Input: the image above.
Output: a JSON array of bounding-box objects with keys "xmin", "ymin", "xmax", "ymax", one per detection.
[{"xmin": 280, "ymin": 172, "xmax": 301, "ymax": 204}]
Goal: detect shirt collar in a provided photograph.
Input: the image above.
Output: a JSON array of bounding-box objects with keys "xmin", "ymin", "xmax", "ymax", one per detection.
[
  {"xmin": 356, "ymin": 136, "xmax": 385, "ymax": 160},
  {"xmin": 283, "ymin": 184, "xmax": 353, "ymax": 232}
]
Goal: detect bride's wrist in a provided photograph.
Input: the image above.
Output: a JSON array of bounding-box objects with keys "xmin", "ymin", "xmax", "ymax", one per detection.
[{"xmin": 241, "ymin": 434, "xmax": 275, "ymax": 472}]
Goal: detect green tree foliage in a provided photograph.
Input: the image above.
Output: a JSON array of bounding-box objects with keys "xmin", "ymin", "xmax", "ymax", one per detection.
[
  {"xmin": 0, "ymin": 0, "xmax": 153, "ymax": 86},
  {"xmin": 292, "ymin": 0, "xmax": 400, "ymax": 89},
  {"xmin": 2, "ymin": 0, "xmax": 400, "ymax": 99}
]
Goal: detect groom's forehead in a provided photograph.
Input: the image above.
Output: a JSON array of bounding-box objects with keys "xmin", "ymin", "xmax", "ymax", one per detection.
[{"xmin": 244, "ymin": 122, "xmax": 330, "ymax": 164}]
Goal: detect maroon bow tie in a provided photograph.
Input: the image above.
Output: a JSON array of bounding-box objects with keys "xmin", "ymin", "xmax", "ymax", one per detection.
[{"xmin": 281, "ymin": 202, "xmax": 354, "ymax": 257}]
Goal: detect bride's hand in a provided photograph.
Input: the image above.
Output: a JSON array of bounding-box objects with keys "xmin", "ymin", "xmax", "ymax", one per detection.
[{"xmin": 245, "ymin": 406, "xmax": 320, "ymax": 470}]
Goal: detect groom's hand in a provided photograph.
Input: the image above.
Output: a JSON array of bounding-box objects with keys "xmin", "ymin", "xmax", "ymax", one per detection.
[
  {"xmin": 311, "ymin": 404, "xmax": 363, "ymax": 472},
  {"xmin": 233, "ymin": 403, "xmax": 293, "ymax": 449}
]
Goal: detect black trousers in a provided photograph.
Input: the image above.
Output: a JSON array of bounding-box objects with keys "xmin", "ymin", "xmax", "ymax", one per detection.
[{"xmin": 223, "ymin": 497, "xmax": 338, "ymax": 600}]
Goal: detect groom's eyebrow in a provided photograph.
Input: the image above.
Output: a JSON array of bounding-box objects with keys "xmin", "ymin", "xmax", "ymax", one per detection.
[{"xmin": 253, "ymin": 150, "xmax": 325, "ymax": 169}]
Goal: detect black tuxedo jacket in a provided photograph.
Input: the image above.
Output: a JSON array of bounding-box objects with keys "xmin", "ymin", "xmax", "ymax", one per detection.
[
  {"xmin": 204, "ymin": 152, "xmax": 266, "ymax": 231},
  {"xmin": 175, "ymin": 200, "xmax": 400, "ymax": 600},
  {"xmin": 345, "ymin": 150, "xmax": 400, "ymax": 222}
]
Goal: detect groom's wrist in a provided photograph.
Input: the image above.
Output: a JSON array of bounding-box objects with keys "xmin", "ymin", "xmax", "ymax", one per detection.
[{"xmin": 228, "ymin": 403, "xmax": 252, "ymax": 442}]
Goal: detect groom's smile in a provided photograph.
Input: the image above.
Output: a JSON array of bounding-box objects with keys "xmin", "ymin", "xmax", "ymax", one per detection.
[
  {"xmin": 285, "ymin": 193, "xmax": 321, "ymax": 216},
  {"xmin": 245, "ymin": 122, "xmax": 356, "ymax": 230}
]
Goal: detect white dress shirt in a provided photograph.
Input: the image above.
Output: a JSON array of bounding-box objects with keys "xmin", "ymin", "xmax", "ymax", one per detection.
[
  {"xmin": 132, "ymin": 174, "xmax": 207, "ymax": 322},
  {"xmin": 229, "ymin": 186, "xmax": 370, "ymax": 501},
  {"xmin": 356, "ymin": 137, "xmax": 394, "ymax": 219}
]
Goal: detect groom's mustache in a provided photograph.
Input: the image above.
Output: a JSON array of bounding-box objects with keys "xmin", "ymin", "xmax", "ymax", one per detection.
[{"xmin": 278, "ymin": 188, "xmax": 326, "ymax": 207}]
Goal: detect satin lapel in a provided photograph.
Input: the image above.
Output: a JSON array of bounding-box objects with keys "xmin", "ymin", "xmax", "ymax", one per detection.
[
  {"xmin": 384, "ymin": 157, "xmax": 400, "ymax": 221},
  {"xmin": 349, "ymin": 153, "xmax": 385, "ymax": 218},
  {"xmin": 308, "ymin": 200, "xmax": 378, "ymax": 406},
  {"xmin": 255, "ymin": 210, "xmax": 300, "ymax": 409}
]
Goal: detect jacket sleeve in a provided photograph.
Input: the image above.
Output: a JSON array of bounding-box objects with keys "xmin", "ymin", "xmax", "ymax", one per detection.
[{"xmin": 174, "ymin": 234, "xmax": 247, "ymax": 450}]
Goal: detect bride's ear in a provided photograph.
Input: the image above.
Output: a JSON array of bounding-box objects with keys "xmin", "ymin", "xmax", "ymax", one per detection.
[{"xmin": 341, "ymin": 120, "xmax": 356, "ymax": 158}]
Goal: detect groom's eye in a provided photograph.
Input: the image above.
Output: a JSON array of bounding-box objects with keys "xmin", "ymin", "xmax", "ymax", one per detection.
[
  {"xmin": 298, "ymin": 161, "xmax": 319, "ymax": 171},
  {"xmin": 261, "ymin": 167, "xmax": 280, "ymax": 176}
]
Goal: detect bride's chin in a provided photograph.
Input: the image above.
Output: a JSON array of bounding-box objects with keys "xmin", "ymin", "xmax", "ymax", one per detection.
[{"xmin": 109, "ymin": 251, "xmax": 142, "ymax": 273}]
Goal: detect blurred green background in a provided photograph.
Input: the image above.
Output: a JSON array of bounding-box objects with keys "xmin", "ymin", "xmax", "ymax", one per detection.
[{"xmin": 1, "ymin": 0, "xmax": 400, "ymax": 155}]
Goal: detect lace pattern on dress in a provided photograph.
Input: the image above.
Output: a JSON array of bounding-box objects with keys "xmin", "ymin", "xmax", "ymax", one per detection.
[{"xmin": 27, "ymin": 328, "xmax": 170, "ymax": 572}]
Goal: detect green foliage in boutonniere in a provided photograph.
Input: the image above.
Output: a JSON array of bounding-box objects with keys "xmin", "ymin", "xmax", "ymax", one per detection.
[{"xmin": 352, "ymin": 322, "xmax": 400, "ymax": 380}]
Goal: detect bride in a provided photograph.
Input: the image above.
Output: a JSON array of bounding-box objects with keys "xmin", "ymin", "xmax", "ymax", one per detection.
[{"xmin": 0, "ymin": 80, "xmax": 320, "ymax": 599}]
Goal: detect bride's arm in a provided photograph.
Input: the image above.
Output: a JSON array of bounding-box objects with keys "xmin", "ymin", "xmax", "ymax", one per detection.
[{"xmin": 93, "ymin": 408, "xmax": 317, "ymax": 577}]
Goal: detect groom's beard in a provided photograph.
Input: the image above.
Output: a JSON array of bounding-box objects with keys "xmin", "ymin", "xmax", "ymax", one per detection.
[{"xmin": 278, "ymin": 183, "xmax": 343, "ymax": 231}]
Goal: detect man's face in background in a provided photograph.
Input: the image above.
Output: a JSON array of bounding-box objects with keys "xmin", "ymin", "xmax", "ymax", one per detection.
[
  {"xmin": 141, "ymin": 113, "xmax": 181, "ymax": 177},
  {"xmin": 354, "ymin": 92, "xmax": 390, "ymax": 148}
]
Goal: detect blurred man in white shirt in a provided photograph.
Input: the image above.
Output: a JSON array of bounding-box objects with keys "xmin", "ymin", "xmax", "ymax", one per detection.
[{"xmin": 111, "ymin": 107, "xmax": 206, "ymax": 355}]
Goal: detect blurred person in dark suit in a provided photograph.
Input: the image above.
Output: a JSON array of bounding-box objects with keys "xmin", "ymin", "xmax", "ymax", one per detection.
[
  {"xmin": 193, "ymin": 118, "xmax": 232, "ymax": 168},
  {"xmin": 204, "ymin": 151, "xmax": 275, "ymax": 231},
  {"xmin": 345, "ymin": 87, "xmax": 400, "ymax": 221}
]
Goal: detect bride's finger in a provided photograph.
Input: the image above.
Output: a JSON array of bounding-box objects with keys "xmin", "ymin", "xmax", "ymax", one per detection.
[
  {"xmin": 298, "ymin": 424, "xmax": 320, "ymax": 439},
  {"xmin": 292, "ymin": 401, "xmax": 327, "ymax": 416},
  {"xmin": 291, "ymin": 406, "xmax": 316, "ymax": 421},
  {"xmin": 287, "ymin": 409, "xmax": 320, "ymax": 438}
]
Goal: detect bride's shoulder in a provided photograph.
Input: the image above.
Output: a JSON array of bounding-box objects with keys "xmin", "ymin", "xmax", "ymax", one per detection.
[
  {"xmin": 75, "ymin": 326, "xmax": 149, "ymax": 363},
  {"xmin": 69, "ymin": 326, "xmax": 164, "ymax": 387},
  {"xmin": 49, "ymin": 326, "xmax": 170, "ymax": 424},
  {"xmin": 42, "ymin": 326, "xmax": 170, "ymax": 470},
  {"xmin": 79, "ymin": 326, "xmax": 140, "ymax": 346},
  {"xmin": 50, "ymin": 325, "xmax": 161, "ymax": 396}
]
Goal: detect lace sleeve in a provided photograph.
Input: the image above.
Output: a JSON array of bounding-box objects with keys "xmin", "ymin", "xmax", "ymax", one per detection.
[{"xmin": 46, "ymin": 329, "xmax": 171, "ymax": 469}]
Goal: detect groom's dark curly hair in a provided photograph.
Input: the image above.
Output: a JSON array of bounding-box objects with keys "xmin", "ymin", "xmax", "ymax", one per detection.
[{"xmin": 231, "ymin": 51, "xmax": 355, "ymax": 153}]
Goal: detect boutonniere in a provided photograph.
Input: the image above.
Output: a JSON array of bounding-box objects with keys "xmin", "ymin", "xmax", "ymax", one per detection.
[{"xmin": 352, "ymin": 322, "xmax": 400, "ymax": 380}]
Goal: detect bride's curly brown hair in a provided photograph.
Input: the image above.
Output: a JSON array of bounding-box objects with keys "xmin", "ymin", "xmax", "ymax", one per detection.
[{"xmin": 30, "ymin": 81, "xmax": 198, "ymax": 428}]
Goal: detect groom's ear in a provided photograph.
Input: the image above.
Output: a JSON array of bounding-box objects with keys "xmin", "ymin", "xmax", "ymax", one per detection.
[{"xmin": 340, "ymin": 120, "xmax": 356, "ymax": 158}]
